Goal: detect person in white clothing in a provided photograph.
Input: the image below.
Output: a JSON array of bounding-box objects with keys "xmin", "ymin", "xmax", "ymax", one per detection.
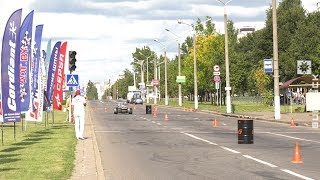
[{"xmin": 71, "ymin": 90, "xmax": 87, "ymax": 140}]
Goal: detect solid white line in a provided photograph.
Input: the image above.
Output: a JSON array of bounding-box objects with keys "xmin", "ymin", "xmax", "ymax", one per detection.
[
  {"xmin": 152, "ymin": 121, "xmax": 156, "ymax": 123},
  {"xmin": 281, "ymin": 169, "xmax": 314, "ymax": 180},
  {"xmin": 220, "ymin": 146, "xmax": 241, "ymax": 154},
  {"xmin": 243, "ymin": 155, "xmax": 277, "ymax": 168},
  {"xmin": 266, "ymin": 132, "xmax": 320, "ymax": 144}
]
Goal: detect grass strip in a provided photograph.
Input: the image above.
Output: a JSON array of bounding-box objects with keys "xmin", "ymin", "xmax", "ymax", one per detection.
[{"xmin": 0, "ymin": 108, "xmax": 76, "ymax": 180}]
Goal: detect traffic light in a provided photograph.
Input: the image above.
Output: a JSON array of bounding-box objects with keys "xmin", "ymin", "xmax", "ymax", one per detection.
[{"xmin": 69, "ymin": 51, "xmax": 77, "ymax": 72}]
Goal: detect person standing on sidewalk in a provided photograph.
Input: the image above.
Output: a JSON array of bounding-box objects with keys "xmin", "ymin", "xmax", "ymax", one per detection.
[
  {"xmin": 65, "ymin": 95, "xmax": 71, "ymax": 122},
  {"xmin": 71, "ymin": 90, "xmax": 87, "ymax": 140}
]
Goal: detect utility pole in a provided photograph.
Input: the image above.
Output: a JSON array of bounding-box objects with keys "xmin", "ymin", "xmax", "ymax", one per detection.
[{"xmin": 272, "ymin": 0, "xmax": 281, "ymax": 120}]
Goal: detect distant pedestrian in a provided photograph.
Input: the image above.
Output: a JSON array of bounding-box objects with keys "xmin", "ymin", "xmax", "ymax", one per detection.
[
  {"xmin": 65, "ymin": 96, "xmax": 71, "ymax": 122},
  {"xmin": 71, "ymin": 90, "xmax": 87, "ymax": 140}
]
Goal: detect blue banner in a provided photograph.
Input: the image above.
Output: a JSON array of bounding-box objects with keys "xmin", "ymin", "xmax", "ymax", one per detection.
[
  {"xmin": 19, "ymin": 10, "xmax": 34, "ymax": 112},
  {"xmin": 31, "ymin": 25, "xmax": 43, "ymax": 112},
  {"xmin": 1, "ymin": 9, "xmax": 22, "ymax": 122},
  {"xmin": 45, "ymin": 41, "xmax": 61, "ymax": 112}
]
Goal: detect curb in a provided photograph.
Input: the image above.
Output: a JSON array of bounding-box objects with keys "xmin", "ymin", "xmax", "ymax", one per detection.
[
  {"xmin": 156, "ymin": 105, "xmax": 311, "ymax": 127},
  {"xmin": 88, "ymin": 108, "xmax": 106, "ymax": 180}
]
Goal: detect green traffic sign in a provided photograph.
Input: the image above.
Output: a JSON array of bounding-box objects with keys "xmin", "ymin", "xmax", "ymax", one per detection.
[{"xmin": 176, "ymin": 76, "xmax": 186, "ymax": 83}]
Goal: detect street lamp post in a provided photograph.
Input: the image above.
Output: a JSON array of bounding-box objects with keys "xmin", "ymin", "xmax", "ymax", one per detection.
[
  {"xmin": 139, "ymin": 52, "xmax": 152, "ymax": 103},
  {"xmin": 272, "ymin": 0, "xmax": 281, "ymax": 120},
  {"xmin": 154, "ymin": 39, "xmax": 168, "ymax": 106},
  {"xmin": 178, "ymin": 20, "xmax": 198, "ymax": 110},
  {"xmin": 165, "ymin": 28, "xmax": 182, "ymax": 107},
  {"xmin": 153, "ymin": 58, "xmax": 158, "ymax": 104},
  {"xmin": 134, "ymin": 58, "xmax": 145, "ymax": 101},
  {"xmin": 216, "ymin": 0, "xmax": 232, "ymax": 113}
]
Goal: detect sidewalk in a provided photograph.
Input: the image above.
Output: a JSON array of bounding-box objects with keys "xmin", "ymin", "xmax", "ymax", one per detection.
[{"xmin": 70, "ymin": 108, "xmax": 105, "ymax": 180}]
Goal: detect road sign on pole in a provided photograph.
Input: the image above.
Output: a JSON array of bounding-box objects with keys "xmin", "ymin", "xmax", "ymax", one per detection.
[
  {"xmin": 66, "ymin": 74, "xmax": 79, "ymax": 87},
  {"xmin": 264, "ymin": 59, "xmax": 273, "ymax": 73}
]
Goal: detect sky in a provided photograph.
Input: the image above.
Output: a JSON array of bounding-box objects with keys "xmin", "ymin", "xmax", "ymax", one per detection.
[{"xmin": 0, "ymin": 0, "xmax": 319, "ymax": 87}]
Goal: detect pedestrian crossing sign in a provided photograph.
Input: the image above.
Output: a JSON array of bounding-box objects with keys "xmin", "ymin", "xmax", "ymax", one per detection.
[{"xmin": 66, "ymin": 74, "xmax": 79, "ymax": 87}]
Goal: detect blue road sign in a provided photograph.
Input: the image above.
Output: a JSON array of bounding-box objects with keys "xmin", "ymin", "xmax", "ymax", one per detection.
[
  {"xmin": 264, "ymin": 59, "xmax": 273, "ymax": 73},
  {"xmin": 66, "ymin": 74, "xmax": 79, "ymax": 87}
]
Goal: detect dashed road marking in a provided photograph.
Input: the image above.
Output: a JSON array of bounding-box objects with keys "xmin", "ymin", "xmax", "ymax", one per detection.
[
  {"xmin": 157, "ymin": 123, "xmax": 162, "ymax": 125},
  {"xmin": 220, "ymin": 146, "xmax": 240, "ymax": 154},
  {"xmin": 266, "ymin": 132, "xmax": 320, "ymax": 144},
  {"xmin": 181, "ymin": 132, "xmax": 313, "ymax": 180},
  {"xmin": 243, "ymin": 155, "xmax": 277, "ymax": 168},
  {"xmin": 281, "ymin": 169, "xmax": 314, "ymax": 180}
]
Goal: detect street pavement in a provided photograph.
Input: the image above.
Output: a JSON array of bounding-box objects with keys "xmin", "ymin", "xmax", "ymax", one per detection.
[{"xmin": 70, "ymin": 102, "xmax": 318, "ymax": 180}]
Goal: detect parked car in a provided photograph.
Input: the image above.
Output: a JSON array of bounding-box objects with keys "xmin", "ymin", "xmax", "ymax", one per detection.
[{"xmin": 114, "ymin": 102, "xmax": 133, "ymax": 114}]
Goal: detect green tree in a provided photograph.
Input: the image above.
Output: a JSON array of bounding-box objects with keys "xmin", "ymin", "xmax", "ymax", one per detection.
[{"xmin": 86, "ymin": 80, "xmax": 98, "ymax": 100}]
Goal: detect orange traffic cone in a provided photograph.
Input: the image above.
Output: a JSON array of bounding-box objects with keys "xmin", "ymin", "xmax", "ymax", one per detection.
[
  {"xmin": 290, "ymin": 117, "xmax": 295, "ymax": 128},
  {"xmin": 164, "ymin": 113, "xmax": 169, "ymax": 121},
  {"xmin": 213, "ymin": 118, "xmax": 218, "ymax": 128},
  {"xmin": 153, "ymin": 110, "xmax": 157, "ymax": 118},
  {"xmin": 292, "ymin": 142, "xmax": 303, "ymax": 163},
  {"xmin": 104, "ymin": 107, "xmax": 108, "ymax": 112}
]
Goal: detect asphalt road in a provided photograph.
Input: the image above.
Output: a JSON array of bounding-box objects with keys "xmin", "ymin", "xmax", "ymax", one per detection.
[{"xmin": 91, "ymin": 100, "xmax": 320, "ymax": 180}]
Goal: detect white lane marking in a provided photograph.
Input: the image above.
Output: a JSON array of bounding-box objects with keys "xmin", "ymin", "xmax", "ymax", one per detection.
[
  {"xmin": 171, "ymin": 127, "xmax": 183, "ymax": 130},
  {"xmin": 266, "ymin": 132, "xmax": 320, "ymax": 144},
  {"xmin": 194, "ymin": 118, "xmax": 199, "ymax": 120},
  {"xmin": 220, "ymin": 146, "xmax": 241, "ymax": 154},
  {"xmin": 152, "ymin": 121, "xmax": 156, "ymax": 124},
  {"xmin": 95, "ymin": 131, "xmax": 121, "ymax": 133},
  {"xmin": 281, "ymin": 169, "xmax": 314, "ymax": 180},
  {"xmin": 157, "ymin": 123, "xmax": 162, "ymax": 125},
  {"xmin": 243, "ymin": 155, "xmax": 277, "ymax": 168},
  {"xmin": 182, "ymin": 132, "xmax": 218, "ymax": 146},
  {"xmin": 222, "ymin": 123, "xmax": 226, "ymax": 126}
]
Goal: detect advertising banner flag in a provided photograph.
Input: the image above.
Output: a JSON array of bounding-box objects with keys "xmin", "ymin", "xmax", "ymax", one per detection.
[
  {"xmin": 19, "ymin": 10, "xmax": 34, "ymax": 112},
  {"xmin": 0, "ymin": 9, "xmax": 22, "ymax": 122},
  {"xmin": 26, "ymin": 25, "xmax": 43, "ymax": 121},
  {"xmin": 45, "ymin": 39, "xmax": 51, "ymax": 73},
  {"xmin": 26, "ymin": 51, "xmax": 45, "ymax": 121},
  {"xmin": 45, "ymin": 41, "xmax": 61, "ymax": 112},
  {"xmin": 53, "ymin": 41, "xmax": 67, "ymax": 110}
]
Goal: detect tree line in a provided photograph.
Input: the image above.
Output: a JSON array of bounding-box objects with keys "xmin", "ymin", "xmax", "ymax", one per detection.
[{"xmin": 103, "ymin": 0, "xmax": 320, "ymax": 103}]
